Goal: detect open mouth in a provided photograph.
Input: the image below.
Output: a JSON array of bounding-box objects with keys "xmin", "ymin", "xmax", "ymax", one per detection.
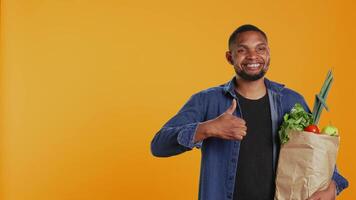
[{"xmin": 242, "ymin": 63, "xmax": 263, "ymax": 71}]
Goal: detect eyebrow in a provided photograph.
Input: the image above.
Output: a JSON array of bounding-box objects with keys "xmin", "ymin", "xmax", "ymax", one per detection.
[{"xmin": 236, "ymin": 42, "xmax": 267, "ymax": 48}]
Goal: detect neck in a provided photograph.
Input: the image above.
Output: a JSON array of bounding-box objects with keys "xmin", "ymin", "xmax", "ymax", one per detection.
[{"xmin": 235, "ymin": 76, "xmax": 267, "ymax": 100}]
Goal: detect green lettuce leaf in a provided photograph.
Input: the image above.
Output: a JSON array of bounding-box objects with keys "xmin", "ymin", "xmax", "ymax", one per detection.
[{"xmin": 278, "ymin": 103, "xmax": 313, "ymax": 144}]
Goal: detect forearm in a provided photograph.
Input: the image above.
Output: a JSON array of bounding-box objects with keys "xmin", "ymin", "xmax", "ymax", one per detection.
[
  {"xmin": 193, "ymin": 121, "xmax": 214, "ymax": 143},
  {"xmin": 151, "ymin": 92, "xmax": 205, "ymax": 157},
  {"xmin": 151, "ymin": 123, "xmax": 202, "ymax": 157}
]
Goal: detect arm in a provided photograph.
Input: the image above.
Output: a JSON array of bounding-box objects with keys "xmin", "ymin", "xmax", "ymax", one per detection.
[
  {"xmin": 151, "ymin": 94, "xmax": 247, "ymax": 157},
  {"xmin": 150, "ymin": 93, "xmax": 205, "ymax": 157},
  {"xmin": 306, "ymin": 167, "xmax": 349, "ymax": 200}
]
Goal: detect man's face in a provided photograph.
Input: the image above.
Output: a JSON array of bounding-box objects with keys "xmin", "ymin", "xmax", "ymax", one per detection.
[{"xmin": 226, "ymin": 31, "xmax": 270, "ymax": 81}]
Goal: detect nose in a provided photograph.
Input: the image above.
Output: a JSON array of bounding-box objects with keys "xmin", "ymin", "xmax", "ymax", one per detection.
[{"xmin": 246, "ymin": 49, "xmax": 258, "ymax": 59}]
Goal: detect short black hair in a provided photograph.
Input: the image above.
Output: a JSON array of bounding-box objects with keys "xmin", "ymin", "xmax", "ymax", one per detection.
[{"xmin": 228, "ymin": 24, "xmax": 267, "ymax": 50}]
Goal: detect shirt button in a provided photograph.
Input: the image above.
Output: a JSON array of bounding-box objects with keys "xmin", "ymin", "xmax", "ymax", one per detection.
[
  {"xmin": 229, "ymin": 176, "xmax": 234, "ymax": 180},
  {"xmin": 231, "ymin": 158, "xmax": 236, "ymax": 163}
]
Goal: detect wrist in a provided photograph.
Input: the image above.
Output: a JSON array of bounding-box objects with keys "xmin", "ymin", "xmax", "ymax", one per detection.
[
  {"xmin": 194, "ymin": 121, "xmax": 214, "ymax": 142},
  {"xmin": 328, "ymin": 180, "xmax": 337, "ymax": 197}
]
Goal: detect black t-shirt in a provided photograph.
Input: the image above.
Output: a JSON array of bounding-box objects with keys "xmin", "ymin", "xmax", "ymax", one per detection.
[{"xmin": 233, "ymin": 91, "xmax": 275, "ymax": 200}]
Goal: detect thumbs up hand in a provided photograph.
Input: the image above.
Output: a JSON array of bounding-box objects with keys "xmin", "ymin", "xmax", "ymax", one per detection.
[
  {"xmin": 194, "ymin": 99, "xmax": 247, "ymax": 142},
  {"xmin": 225, "ymin": 98, "xmax": 237, "ymax": 115}
]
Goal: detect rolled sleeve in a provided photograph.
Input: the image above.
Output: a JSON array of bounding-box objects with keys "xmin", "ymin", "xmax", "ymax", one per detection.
[
  {"xmin": 177, "ymin": 122, "xmax": 203, "ymax": 149},
  {"xmin": 332, "ymin": 166, "xmax": 349, "ymax": 195},
  {"xmin": 151, "ymin": 92, "xmax": 206, "ymax": 157}
]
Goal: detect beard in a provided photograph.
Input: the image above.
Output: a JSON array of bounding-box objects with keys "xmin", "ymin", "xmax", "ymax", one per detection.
[
  {"xmin": 236, "ymin": 67, "xmax": 266, "ymax": 81},
  {"xmin": 235, "ymin": 59, "xmax": 270, "ymax": 81}
]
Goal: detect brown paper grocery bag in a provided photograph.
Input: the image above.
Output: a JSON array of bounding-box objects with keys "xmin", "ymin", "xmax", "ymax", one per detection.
[{"xmin": 275, "ymin": 130, "xmax": 339, "ymax": 200}]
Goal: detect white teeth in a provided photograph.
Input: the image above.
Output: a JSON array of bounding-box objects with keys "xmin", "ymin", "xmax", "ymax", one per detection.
[{"xmin": 246, "ymin": 63, "xmax": 260, "ymax": 68}]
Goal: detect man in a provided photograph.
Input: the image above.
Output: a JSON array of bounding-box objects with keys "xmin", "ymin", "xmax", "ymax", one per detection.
[{"xmin": 151, "ymin": 24, "xmax": 348, "ymax": 200}]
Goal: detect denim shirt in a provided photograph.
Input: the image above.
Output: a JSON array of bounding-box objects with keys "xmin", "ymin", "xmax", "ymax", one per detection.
[{"xmin": 151, "ymin": 77, "xmax": 348, "ymax": 200}]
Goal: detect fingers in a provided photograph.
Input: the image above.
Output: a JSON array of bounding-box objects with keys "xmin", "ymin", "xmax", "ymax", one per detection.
[
  {"xmin": 231, "ymin": 117, "xmax": 246, "ymax": 127},
  {"xmin": 306, "ymin": 192, "xmax": 322, "ymax": 200},
  {"xmin": 306, "ymin": 197, "xmax": 319, "ymax": 200},
  {"xmin": 233, "ymin": 130, "xmax": 247, "ymax": 140},
  {"xmin": 217, "ymin": 129, "xmax": 246, "ymax": 141},
  {"xmin": 228, "ymin": 134, "xmax": 244, "ymax": 141},
  {"xmin": 224, "ymin": 128, "xmax": 247, "ymax": 140},
  {"xmin": 232, "ymin": 135, "xmax": 244, "ymax": 141},
  {"xmin": 225, "ymin": 99, "xmax": 237, "ymax": 115},
  {"xmin": 232, "ymin": 127, "xmax": 247, "ymax": 136},
  {"xmin": 222, "ymin": 134, "xmax": 244, "ymax": 141},
  {"xmin": 223, "ymin": 113, "xmax": 246, "ymax": 126},
  {"xmin": 218, "ymin": 117, "xmax": 247, "ymax": 141}
]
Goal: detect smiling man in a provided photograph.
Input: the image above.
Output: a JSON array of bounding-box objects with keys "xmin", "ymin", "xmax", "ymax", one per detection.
[{"xmin": 151, "ymin": 24, "xmax": 348, "ymax": 200}]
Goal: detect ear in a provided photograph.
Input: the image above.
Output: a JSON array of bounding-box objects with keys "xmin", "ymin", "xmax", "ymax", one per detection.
[{"xmin": 225, "ymin": 51, "xmax": 234, "ymax": 65}]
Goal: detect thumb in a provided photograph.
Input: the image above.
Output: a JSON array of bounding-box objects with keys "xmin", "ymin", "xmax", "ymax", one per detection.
[{"xmin": 225, "ymin": 99, "xmax": 237, "ymax": 115}]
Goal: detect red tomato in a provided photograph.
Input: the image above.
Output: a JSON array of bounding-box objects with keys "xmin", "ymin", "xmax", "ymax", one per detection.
[{"xmin": 304, "ymin": 125, "xmax": 320, "ymax": 134}]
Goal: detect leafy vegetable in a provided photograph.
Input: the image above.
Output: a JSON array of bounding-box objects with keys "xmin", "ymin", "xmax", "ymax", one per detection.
[
  {"xmin": 279, "ymin": 103, "xmax": 313, "ymax": 144},
  {"xmin": 312, "ymin": 70, "xmax": 333, "ymax": 125}
]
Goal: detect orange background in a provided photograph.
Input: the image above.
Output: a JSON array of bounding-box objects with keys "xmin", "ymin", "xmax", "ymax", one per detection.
[{"xmin": 1, "ymin": 0, "xmax": 355, "ymax": 199}]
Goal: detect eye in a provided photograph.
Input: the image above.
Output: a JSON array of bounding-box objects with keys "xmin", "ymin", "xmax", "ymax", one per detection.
[
  {"xmin": 256, "ymin": 46, "xmax": 267, "ymax": 53},
  {"xmin": 237, "ymin": 48, "xmax": 246, "ymax": 54}
]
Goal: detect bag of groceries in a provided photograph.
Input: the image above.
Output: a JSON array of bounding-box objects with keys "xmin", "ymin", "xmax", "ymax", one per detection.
[{"xmin": 275, "ymin": 70, "xmax": 340, "ymax": 200}]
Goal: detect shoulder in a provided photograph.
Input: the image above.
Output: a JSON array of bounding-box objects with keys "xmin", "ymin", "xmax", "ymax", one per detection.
[
  {"xmin": 265, "ymin": 78, "xmax": 310, "ymax": 113},
  {"xmin": 186, "ymin": 82, "xmax": 230, "ymax": 111},
  {"xmin": 266, "ymin": 78, "xmax": 305, "ymax": 100},
  {"xmin": 281, "ymin": 87, "xmax": 305, "ymax": 100},
  {"xmin": 279, "ymin": 85, "xmax": 310, "ymax": 113}
]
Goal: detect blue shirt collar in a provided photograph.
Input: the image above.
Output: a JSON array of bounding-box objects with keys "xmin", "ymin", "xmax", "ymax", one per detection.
[{"xmin": 223, "ymin": 76, "xmax": 285, "ymax": 98}]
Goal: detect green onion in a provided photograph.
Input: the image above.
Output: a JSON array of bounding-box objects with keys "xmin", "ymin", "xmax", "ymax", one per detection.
[{"xmin": 312, "ymin": 70, "xmax": 333, "ymax": 125}]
